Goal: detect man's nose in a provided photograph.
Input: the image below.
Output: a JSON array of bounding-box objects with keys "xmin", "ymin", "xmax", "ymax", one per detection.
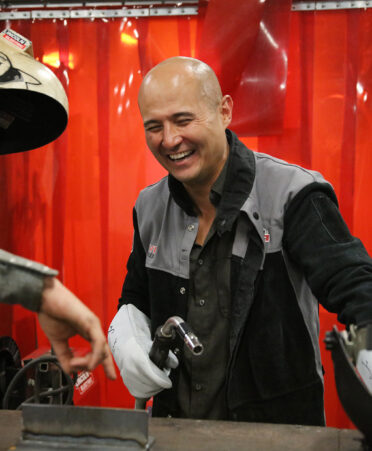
[{"xmin": 161, "ymin": 123, "xmax": 182, "ymax": 150}]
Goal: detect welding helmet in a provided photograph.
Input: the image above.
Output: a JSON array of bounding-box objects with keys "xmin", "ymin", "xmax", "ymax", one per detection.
[
  {"xmin": 0, "ymin": 28, "xmax": 68, "ymax": 154},
  {"xmin": 325, "ymin": 325, "xmax": 372, "ymax": 447}
]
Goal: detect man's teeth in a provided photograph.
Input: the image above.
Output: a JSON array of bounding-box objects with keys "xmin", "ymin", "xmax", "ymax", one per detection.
[{"xmin": 169, "ymin": 150, "xmax": 193, "ymax": 161}]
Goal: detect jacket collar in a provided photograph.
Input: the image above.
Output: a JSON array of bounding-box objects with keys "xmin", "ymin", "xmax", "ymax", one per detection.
[{"xmin": 168, "ymin": 129, "xmax": 256, "ymax": 233}]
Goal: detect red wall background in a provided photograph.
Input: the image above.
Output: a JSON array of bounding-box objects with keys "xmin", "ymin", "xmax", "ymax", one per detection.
[{"xmin": 1, "ymin": 0, "xmax": 372, "ymax": 429}]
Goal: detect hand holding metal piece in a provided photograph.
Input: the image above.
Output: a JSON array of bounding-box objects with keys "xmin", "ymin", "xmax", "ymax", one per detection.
[
  {"xmin": 135, "ymin": 316, "xmax": 203, "ymax": 411},
  {"xmin": 109, "ymin": 304, "xmax": 177, "ymax": 401},
  {"xmin": 149, "ymin": 316, "xmax": 203, "ymax": 370}
]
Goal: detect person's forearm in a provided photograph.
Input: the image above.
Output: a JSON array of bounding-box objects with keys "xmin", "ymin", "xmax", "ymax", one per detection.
[{"xmin": 284, "ymin": 190, "xmax": 372, "ymax": 326}]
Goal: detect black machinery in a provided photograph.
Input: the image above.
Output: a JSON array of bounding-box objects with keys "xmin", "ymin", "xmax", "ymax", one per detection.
[{"xmin": 325, "ymin": 324, "xmax": 372, "ymax": 450}]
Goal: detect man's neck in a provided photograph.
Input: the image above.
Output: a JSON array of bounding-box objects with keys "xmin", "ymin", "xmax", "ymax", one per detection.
[
  {"xmin": 183, "ymin": 180, "xmax": 214, "ymax": 217},
  {"xmin": 186, "ymin": 186, "xmax": 215, "ymax": 245},
  {"xmin": 182, "ymin": 178, "xmax": 215, "ymax": 246},
  {"xmin": 184, "ymin": 146, "xmax": 229, "ymax": 218}
]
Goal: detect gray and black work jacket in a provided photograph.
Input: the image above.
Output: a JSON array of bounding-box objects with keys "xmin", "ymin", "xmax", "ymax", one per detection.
[
  {"xmin": 119, "ymin": 129, "xmax": 372, "ymax": 425},
  {"xmin": 0, "ymin": 249, "xmax": 57, "ymax": 311}
]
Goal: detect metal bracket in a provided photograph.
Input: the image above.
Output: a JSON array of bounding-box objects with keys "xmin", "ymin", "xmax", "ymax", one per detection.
[
  {"xmin": 292, "ymin": 1, "xmax": 372, "ymax": 11},
  {"xmin": 15, "ymin": 404, "xmax": 155, "ymax": 450},
  {"xmin": 0, "ymin": 6, "xmax": 198, "ymax": 20}
]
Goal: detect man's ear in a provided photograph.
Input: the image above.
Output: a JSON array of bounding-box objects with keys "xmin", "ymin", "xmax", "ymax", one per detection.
[{"xmin": 220, "ymin": 95, "xmax": 233, "ymax": 128}]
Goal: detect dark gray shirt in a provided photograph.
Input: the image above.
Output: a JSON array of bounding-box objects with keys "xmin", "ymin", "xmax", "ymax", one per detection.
[{"xmin": 177, "ymin": 162, "xmax": 235, "ymax": 419}]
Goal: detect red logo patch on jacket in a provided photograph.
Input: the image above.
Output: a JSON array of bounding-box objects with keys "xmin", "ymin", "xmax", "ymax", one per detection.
[{"xmin": 148, "ymin": 244, "xmax": 158, "ymax": 258}]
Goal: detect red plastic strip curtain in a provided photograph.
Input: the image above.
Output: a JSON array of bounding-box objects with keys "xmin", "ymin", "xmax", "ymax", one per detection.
[{"xmin": 1, "ymin": 1, "xmax": 372, "ymax": 428}]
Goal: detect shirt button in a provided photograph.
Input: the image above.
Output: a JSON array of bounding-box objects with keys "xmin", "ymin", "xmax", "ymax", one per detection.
[
  {"xmin": 187, "ymin": 224, "xmax": 195, "ymax": 232},
  {"xmin": 199, "ymin": 299, "xmax": 205, "ymax": 307},
  {"xmin": 195, "ymin": 383, "xmax": 203, "ymax": 391},
  {"xmin": 253, "ymin": 212, "xmax": 259, "ymax": 220},
  {"xmin": 198, "ymin": 259, "xmax": 203, "ymax": 266},
  {"xmin": 180, "ymin": 287, "xmax": 186, "ymax": 295}
]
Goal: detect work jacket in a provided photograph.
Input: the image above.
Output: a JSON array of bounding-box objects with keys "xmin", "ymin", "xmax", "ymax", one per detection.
[
  {"xmin": 0, "ymin": 249, "xmax": 57, "ymax": 311},
  {"xmin": 120, "ymin": 130, "xmax": 372, "ymax": 425}
]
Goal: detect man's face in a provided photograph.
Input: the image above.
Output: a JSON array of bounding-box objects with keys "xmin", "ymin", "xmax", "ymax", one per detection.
[{"xmin": 138, "ymin": 68, "xmax": 232, "ymax": 189}]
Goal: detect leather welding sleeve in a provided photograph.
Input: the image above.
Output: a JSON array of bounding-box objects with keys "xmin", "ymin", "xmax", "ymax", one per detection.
[
  {"xmin": 0, "ymin": 248, "xmax": 58, "ymax": 312},
  {"xmin": 283, "ymin": 188, "xmax": 372, "ymax": 327},
  {"xmin": 108, "ymin": 303, "xmax": 178, "ymax": 399}
]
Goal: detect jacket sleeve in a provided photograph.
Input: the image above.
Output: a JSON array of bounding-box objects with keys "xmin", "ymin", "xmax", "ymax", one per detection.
[
  {"xmin": 118, "ymin": 207, "xmax": 151, "ymax": 317},
  {"xmin": 0, "ymin": 249, "xmax": 58, "ymax": 312},
  {"xmin": 283, "ymin": 187, "xmax": 372, "ymax": 327}
]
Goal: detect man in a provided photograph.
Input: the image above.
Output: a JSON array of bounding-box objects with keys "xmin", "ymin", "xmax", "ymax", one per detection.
[
  {"xmin": 109, "ymin": 57, "xmax": 372, "ymax": 424},
  {"xmin": 0, "ymin": 28, "xmax": 115, "ymax": 380}
]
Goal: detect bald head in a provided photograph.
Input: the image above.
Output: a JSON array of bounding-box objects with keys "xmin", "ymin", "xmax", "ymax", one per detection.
[
  {"xmin": 138, "ymin": 57, "xmax": 223, "ymax": 112},
  {"xmin": 137, "ymin": 56, "xmax": 233, "ymax": 190}
]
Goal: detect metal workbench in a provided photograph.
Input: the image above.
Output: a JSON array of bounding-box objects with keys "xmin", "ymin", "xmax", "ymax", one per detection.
[{"xmin": 0, "ymin": 410, "xmax": 366, "ymax": 451}]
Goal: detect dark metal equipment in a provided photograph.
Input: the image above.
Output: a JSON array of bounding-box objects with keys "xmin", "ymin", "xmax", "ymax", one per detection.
[
  {"xmin": 325, "ymin": 325, "xmax": 372, "ymax": 450},
  {"xmin": 0, "ymin": 336, "xmax": 23, "ymax": 409},
  {"xmin": 0, "ymin": 336, "xmax": 75, "ymax": 410}
]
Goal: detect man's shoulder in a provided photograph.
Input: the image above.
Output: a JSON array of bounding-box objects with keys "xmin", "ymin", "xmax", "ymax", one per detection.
[
  {"xmin": 138, "ymin": 176, "xmax": 169, "ymax": 197},
  {"xmin": 254, "ymin": 152, "xmax": 324, "ymax": 181},
  {"xmin": 253, "ymin": 152, "xmax": 330, "ymax": 192},
  {"xmin": 135, "ymin": 176, "xmax": 170, "ymax": 211},
  {"xmin": 251, "ymin": 152, "xmax": 334, "ymax": 213}
]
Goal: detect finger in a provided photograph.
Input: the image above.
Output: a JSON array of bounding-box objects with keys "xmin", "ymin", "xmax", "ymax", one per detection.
[
  {"xmin": 69, "ymin": 353, "xmax": 116, "ymax": 380},
  {"xmin": 50, "ymin": 340, "xmax": 74, "ymax": 374},
  {"xmin": 87, "ymin": 342, "xmax": 117, "ymax": 380},
  {"xmin": 84, "ymin": 325, "xmax": 111, "ymax": 370},
  {"xmin": 68, "ymin": 313, "xmax": 117, "ymax": 379},
  {"xmin": 100, "ymin": 352, "xmax": 117, "ymax": 380},
  {"xmin": 68, "ymin": 355, "xmax": 91, "ymax": 372},
  {"xmin": 166, "ymin": 351, "xmax": 179, "ymax": 369}
]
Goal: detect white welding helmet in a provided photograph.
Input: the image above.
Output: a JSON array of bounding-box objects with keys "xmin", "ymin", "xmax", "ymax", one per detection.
[{"xmin": 0, "ymin": 28, "xmax": 68, "ymax": 154}]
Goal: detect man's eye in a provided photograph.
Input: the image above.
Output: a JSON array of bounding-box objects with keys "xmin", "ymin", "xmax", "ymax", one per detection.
[
  {"xmin": 146, "ymin": 125, "xmax": 161, "ymax": 132},
  {"xmin": 177, "ymin": 119, "xmax": 191, "ymax": 126}
]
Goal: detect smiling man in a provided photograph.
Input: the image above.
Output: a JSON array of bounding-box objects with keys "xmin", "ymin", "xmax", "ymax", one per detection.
[
  {"xmin": 137, "ymin": 58, "xmax": 232, "ymax": 246},
  {"xmin": 109, "ymin": 57, "xmax": 372, "ymax": 425}
]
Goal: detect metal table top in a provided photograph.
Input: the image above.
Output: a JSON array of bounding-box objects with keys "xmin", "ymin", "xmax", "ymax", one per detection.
[{"xmin": 0, "ymin": 410, "xmax": 366, "ymax": 451}]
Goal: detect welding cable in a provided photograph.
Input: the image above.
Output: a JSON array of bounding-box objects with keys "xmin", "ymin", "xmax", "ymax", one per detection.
[
  {"xmin": 16, "ymin": 384, "xmax": 74, "ymax": 410},
  {"xmin": 18, "ymin": 360, "xmax": 75, "ymax": 409},
  {"xmin": 2, "ymin": 355, "xmax": 75, "ymax": 409}
]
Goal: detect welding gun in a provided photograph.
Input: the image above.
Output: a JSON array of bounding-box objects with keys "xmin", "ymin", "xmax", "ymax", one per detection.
[{"xmin": 135, "ymin": 316, "xmax": 203, "ymax": 410}]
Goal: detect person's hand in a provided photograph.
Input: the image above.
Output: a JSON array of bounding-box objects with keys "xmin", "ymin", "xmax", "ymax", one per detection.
[
  {"xmin": 38, "ymin": 277, "xmax": 116, "ymax": 380},
  {"xmin": 108, "ymin": 304, "xmax": 178, "ymax": 399}
]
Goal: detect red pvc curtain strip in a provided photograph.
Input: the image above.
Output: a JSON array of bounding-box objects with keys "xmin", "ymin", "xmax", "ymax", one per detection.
[
  {"xmin": 136, "ymin": 0, "xmax": 293, "ymax": 135},
  {"xmin": 197, "ymin": 0, "xmax": 293, "ymax": 135}
]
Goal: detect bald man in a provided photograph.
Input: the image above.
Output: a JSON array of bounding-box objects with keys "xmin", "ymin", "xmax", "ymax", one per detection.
[{"xmin": 109, "ymin": 57, "xmax": 372, "ymax": 425}]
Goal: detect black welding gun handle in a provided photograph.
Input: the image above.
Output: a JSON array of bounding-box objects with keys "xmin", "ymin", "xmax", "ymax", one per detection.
[{"xmin": 149, "ymin": 326, "xmax": 174, "ymax": 370}]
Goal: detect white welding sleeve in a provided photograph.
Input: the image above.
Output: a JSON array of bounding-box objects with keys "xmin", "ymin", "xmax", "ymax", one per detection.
[{"xmin": 108, "ymin": 304, "xmax": 177, "ymax": 399}]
